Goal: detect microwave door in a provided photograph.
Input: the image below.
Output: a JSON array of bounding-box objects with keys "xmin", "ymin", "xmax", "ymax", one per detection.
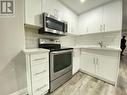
[
  {"xmin": 46, "ymin": 17, "xmax": 64, "ymax": 31},
  {"xmin": 40, "ymin": 12, "xmax": 67, "ymax": 35}
]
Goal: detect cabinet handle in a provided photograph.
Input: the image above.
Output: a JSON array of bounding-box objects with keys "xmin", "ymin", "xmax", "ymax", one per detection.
[
  {"xmin": 103, "ymin": 24, "xmax": 105, "ymax": 32},
  {"xmin": 86, "ymin": 27, "xmax": 88, "ymax": 33},
  {"xmin": 73, "ymin": 51, "xmax": 75, "ymax": 57},
  {"xmin": 93, "ymin": 58, "xmax": 95, "ymax": 64},
  {"xmin": 54, "ymin": 9, "xmax": 58, "ymax": 18},
  {"xmin": 96, "ymin": 58, "xmax": 99, "ymax": 65},
  {"xmin": 33, "ymin": 58, "xmax": 47, "ymax": 61},
  {"xmin": 34, "ymin": 70, "xmax": 47, "ymax": 76},
  {"xmin": 36, "ymin": 84, "xmax": 47, "ymax": 91},
  {"xmin": 100, "ymin": 25, "xmax": 102, "ymax": 32}
]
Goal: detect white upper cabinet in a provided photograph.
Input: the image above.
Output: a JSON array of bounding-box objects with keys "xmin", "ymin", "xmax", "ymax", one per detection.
[
  {"xmin": 42, "ymin": 0, "xmax": 57, "ymax": 16},
  {"xmin": 78, "ymin": 13, "xmax": 89, "ymax": 34},
  {"xmin": 103, "ymin": 0, "xmax": 122, "ymax": 32},
  {"xmin": 78, "ymin": 0, "xmax": 122, "ymax": 35},
  {"xmin": 42, "ymin": 0, "xmax": 78, "ymax": 34},
  {"xmin": 25, "ymin": 0, "xmax": 78, "ymax": 34},
  {"xmin": 25, "ymin": 0, "xmax": 42, "ymax": 27},
  {"xmin": 56, "ymin": 1, "xmax": 78, "ymax": 34},
  {"xmin": 78, "ymin": 7, "xmax": 103, "ymax": 34},
  {"xmin": 86, "ymin": 7, "xmax": 103, "ymax": 34}
]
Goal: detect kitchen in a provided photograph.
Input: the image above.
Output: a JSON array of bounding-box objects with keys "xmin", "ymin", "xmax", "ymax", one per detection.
[{"xmin": 0, "ymin": 0, "xmax": 126, "ymax": 95}]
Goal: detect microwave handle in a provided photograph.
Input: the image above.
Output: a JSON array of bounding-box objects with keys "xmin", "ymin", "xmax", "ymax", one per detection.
[
  {"xmin": 42, "ymin": 12, "xmax": 47, "ymax": 27},
  {"xmin": 64, "ymin": 23, "xmax": 68, "ymax": 32}
]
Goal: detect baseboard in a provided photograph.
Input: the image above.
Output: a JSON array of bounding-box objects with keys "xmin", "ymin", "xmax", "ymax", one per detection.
[
  {"xmin": 79, "ymin": 69, "xmax": 116, "ymax": 85},
  {"xmin": 10, "ymin": 88, "xmax": 27, "ymax": 95}
]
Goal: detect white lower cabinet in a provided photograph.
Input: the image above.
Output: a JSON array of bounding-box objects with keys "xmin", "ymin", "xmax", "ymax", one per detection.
[
  {"xmin": 80, "ymin": 51, "xmax": 96, "ymax": 75},
  {"xmin": 80, "ymin": 49, "xmax": 120, "ymax": 84},
  {"xmin": 32, "ymin": 78, "xmax": 49, "ymax": 95},
  {"xmin": 96, "ymin": 52, "xmax": 118, "ymax": 83},
  {"xmin": 73, "ymin": 49, "xmax": 80, "ymax": 75},
  {"xmin": 24, "ymin": 49, "xmax": 49, "ymax": 95}
]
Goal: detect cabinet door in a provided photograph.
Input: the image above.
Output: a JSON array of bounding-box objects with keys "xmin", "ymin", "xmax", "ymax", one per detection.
[
  {"xmin": 25, "ymin": 0, "xmax": 42, "ymax": 26},
  {"xmin": 87, "ymin": 7, "xmax": 103, "ymax": 34},
  {"xmin": 96, "ymin": 52, "xmax": 118, "ymax": 82},
  {"xmin": 79, "ymin": 7, "xmax": 103, "ymax": 34},
  {"xmin": 68, "ymin": 14, "xmax": 78, "ymax": 34},
  {"xmin": 42, "ymin": 0, "xmax": 57, "ymax": 15},
  {"xmin": 73, "ymin": 49, "xmax": 80, "ymax": 75},
  {"xmin": 56, "ymin": 2, "xmax": 78, "ymax": 34},
  {"xmin": 103, "ymin": 0, "xmax": 122, "ymax": 32},
  {"xmin": 78, "ymin": 13, "xmax": 89, "ymax": 34},
  {"xmin": 32, "ymin": 78, "xmax": 49, "ymax": 95},
  {"xmin": 80, "ymin": 51, "xmax": 96, "ymax": 75}
]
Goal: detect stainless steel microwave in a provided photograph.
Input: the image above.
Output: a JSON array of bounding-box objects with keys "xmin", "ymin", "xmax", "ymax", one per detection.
[{"xmin": 39, "ymin": 12, "xmax": 67, "ymax": 36}]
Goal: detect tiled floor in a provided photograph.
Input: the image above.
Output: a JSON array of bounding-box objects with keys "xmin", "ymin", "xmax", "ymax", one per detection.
[{"xmin": 49, "ymin": 53, "xmax": 127, "ymax": 95}]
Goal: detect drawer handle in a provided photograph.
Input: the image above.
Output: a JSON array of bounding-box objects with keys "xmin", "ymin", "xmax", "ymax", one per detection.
[
  {"xmin": 34, "ymin": 70, "xmax": 47, "ymax": 76},
  {"xmin": 33, "ymin": 58, "xmax": 47, "ymax": 61},
  {"xmin": 36, "ymin": 84, "xmax": 47, "ymax": 91}
]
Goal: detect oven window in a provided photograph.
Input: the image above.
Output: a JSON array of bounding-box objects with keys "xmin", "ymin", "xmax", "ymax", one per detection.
[
  {"xmin": 46, "ymin": 17, "xmax": 65, "ymax": 31},
  {"xmin": 53, "ymin": 52, "xmax": 72, "ymax": 73}
]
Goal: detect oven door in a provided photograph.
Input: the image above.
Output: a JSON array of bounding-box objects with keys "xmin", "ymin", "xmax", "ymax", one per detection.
[{"xmin": 50, "ymin": 49, "xmax": 73, "ymax": 81}]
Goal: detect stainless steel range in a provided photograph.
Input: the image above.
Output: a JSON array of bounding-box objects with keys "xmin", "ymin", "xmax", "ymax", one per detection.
[{"xmin": 39, "ymin": 39, "xmax": 73, "ymax": 92}]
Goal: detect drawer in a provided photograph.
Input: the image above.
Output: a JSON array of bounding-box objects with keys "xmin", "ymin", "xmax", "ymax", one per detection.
[
  {"xmin": 31, "ymin": 53, "xmax": 49, "ymax": 62},
  {"xmin": 31, "ymin": 57, "xmax": 49, "ymax": 66},
  {"xmin": 31, "ymin": 62, "xmax": 48, "ymax": 73},
  {"xmin": 31, "ymin": 63, "xmax": 49, "ymax": 81},
  {"xmin": 32, "ymin": 78, "xmax": 49, "ymax": 95},
  {"xmin": 32, "ymin": 70, "xmax": 49, "ymax": 82}
]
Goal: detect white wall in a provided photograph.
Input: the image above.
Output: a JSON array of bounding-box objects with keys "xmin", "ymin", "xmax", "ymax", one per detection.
[{"xmin": 0, "ymin": 0, "xmax": 26, "ymax": 95}]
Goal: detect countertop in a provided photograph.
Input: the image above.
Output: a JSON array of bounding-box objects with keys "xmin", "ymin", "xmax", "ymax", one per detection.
[
  {"xmin": 23, "ymin": 46, "xmax": 121, "ymax": 53},
  {"xmin": 63, "ymin": 45, "xmax": 121, "ymax": 52},
  {"xmin": 23, "ymin": 48, "xmax": 50, "ymax": 54}
]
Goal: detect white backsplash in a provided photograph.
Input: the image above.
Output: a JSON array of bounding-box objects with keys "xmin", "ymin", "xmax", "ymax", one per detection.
[
  {"xmin": 25, "ymin": 28, "xmax": 39, "ymax": 49},
  {"xmin": 25, "ymin": 27, "xmax": 75, "ymax": 49},
  {"xmin": 76, "ymin": 32, "xmax": 121, "ymax": 48},
  {"xmin": 25, "ymin": 27, "xmax": 59, "ymax": 49},
  {"xmin": 59, "ymin": 36, "xmax": 76, "ymax": 47},
  {"xmin": 25, "ymin": 27, "xmax": 121, "ymax": 49}
]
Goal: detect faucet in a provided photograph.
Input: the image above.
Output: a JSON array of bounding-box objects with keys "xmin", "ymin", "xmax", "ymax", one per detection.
[{"xmin": 98, "ymin": 41, "xmax": 103, "ymax": 48}]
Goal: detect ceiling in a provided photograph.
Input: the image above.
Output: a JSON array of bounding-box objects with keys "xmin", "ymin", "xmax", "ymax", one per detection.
[{"xmin": 58, "ymin": 0, "xmax": 114, "ymax": 15}]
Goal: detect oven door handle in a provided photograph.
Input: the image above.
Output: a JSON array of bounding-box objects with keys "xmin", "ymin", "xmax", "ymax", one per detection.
[{"xmin": 51, "ymin": 50, "xmax": 73, "ymax": 54}]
